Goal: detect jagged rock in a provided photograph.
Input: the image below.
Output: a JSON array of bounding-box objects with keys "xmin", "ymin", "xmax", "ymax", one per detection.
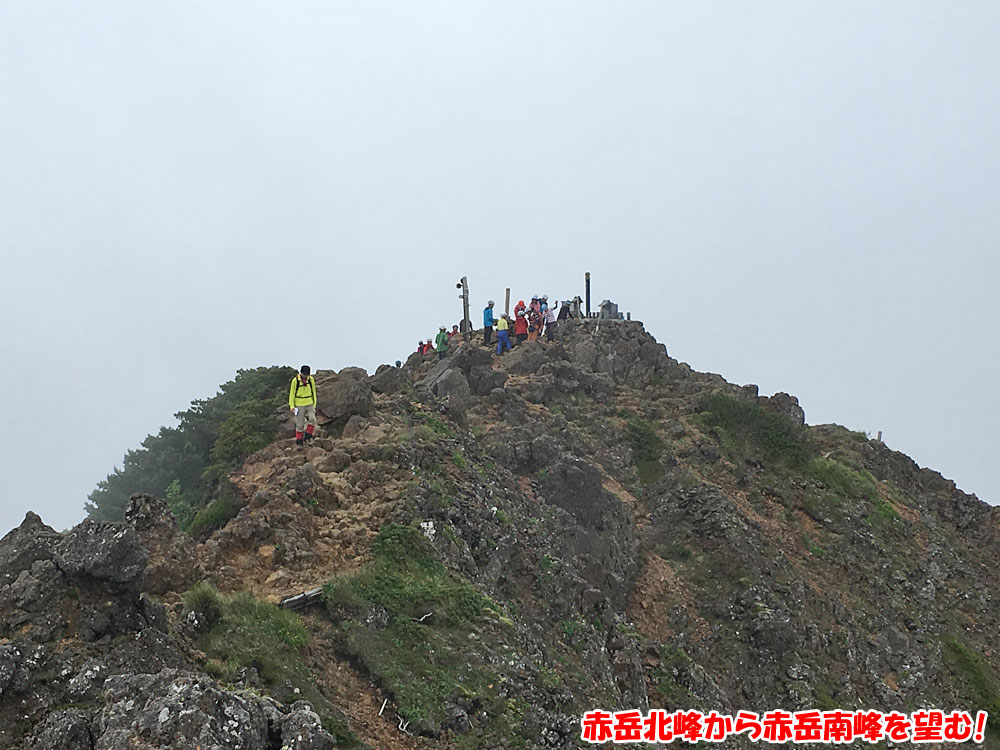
[
  {"xmin": 314, "ymin": 448, "xmax": 351, "ymax": 474},
  {"xmin": 315, "ymin": 370, "xmax": 372, "ymax": 422},
  {"xmin": 504, "ymin": 345, "xmax": 547, "ymax": 375},
  {"xmin": 418, "ymin": 363, "xmax": 472, "ymax": 403},
  {"xmin": 468, "ymin": 364, "xmax": 508, "ymax": 396},
  {"xmin": 762, "ymin": 391, "xmax": 805, "ymax": 425},
  {"xmin": 95, "ymin": 669, "xmax": 303, "ymax": 749},
  {"xmin": 26, "ymin": 708, "xmax": 94, "ymax": 750},
  {"xmin": 337, "ymin": 366, "xmax": 368, "ymax": 381},
  {"xmin": 281, "ymin": 702, "xmax": 336, "ymax": 750},
  {"xmin": 0, "ymin": 511, "xmax": 61, "ymax": 585},
  {"xmin": 54, "ymin": 520, "xmax": 147, "ymax": 591},
  {"xmin": 370, "ymin": 363, "xmax": 409, "ymax": 394},
  {"xmin": 123, "ymin": 494, "xmax": 200, "ymax": 595},
  {"xmin": 342, "ymin": 414, "xmax": 366, "ymax": 438},
  {"xmin": 664, "ymin": 418, "xmax": 686, "ymax": 438}
]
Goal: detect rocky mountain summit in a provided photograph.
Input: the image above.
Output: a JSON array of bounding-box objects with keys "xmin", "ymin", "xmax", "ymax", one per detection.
[{"xmin": 2, "ymin": 318, "xmax": 998, "ymax": 749}]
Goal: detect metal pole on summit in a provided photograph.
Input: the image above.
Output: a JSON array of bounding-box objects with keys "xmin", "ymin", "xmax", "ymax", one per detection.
[
  {"xmin": 458, "ymin": 277, "xmax": 471, "ymax": 343},
  {"xmin": 585, "ymin": 271, "xmax": 591, "ymax": 317},
  {"xmin": 505, "ymin": 288, "xmax": 511, "ymax": 317}
]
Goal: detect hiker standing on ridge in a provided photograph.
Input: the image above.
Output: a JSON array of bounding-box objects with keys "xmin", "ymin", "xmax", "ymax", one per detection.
[
  {"xmin": 289, "ymin": 365, "xmax": 318, "ymax": 447},
  {"xmin": 435, "ymin": 326, "xmax": 449, "ymax": 360},
  {"xmin": 483, "ymin": 301, "xmax": 496, "ymax": 347},
  {"xmin": 495, "ymin": 313, "xmax": 512, "ymax": 355}
]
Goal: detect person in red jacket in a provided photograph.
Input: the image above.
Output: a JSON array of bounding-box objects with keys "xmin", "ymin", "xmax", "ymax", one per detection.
[{"xmin": 513, "ymin": 308, "xmax": 529, "ymax": 343}]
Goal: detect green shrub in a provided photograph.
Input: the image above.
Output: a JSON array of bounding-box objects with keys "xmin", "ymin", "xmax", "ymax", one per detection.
[
  {"xmin": 182, "ymin": 581, "xmax": 223, "ymax": 625},
  {"xmin": 696, "ymin": 393, "xmax": 812, "ymax": 469},
  {"xmin": 942, "ymin": 635, "xmax": 1000, "ymax": 733},
  {"xmin": 186, "ymin": 493, "xmax": 241, "ymax": 537},
  {"xmin": 452, "ymin": 450, "xmax": 467, "ymax": 469},
  {"xmin": 627, "ymin": 417, "xmax": 665, "ymax": 485}
]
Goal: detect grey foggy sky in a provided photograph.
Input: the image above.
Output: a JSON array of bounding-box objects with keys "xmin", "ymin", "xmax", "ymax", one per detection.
[{"xmin": 1, "ymin": 2, "xmax": 998, "ymax": 534}]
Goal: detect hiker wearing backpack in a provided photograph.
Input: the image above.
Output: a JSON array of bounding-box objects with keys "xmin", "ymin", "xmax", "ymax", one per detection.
[{"xmin": 289, "ymin": 365, "xmax": 318, "ymax": 447}]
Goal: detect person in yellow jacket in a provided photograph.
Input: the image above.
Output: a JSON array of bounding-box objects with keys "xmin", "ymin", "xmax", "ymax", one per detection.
[
  {"xmin": 495, "ymin": 314, "xmax": 512, "ymax": 355},
  {"xmin": 289, "ymin": 365, "xmax": 318, "ymax": 446}
]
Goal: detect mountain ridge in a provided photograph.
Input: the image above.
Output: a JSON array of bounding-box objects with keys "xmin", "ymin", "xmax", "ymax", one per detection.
[{"xmin": 2, "ymin": 317, "xmax": 998, "ymax": 749}]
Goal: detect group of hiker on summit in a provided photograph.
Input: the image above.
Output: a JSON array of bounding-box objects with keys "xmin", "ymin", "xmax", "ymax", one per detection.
[
  {"xmin": 418, "ymin": 295, "xmax": 571, "ymax": 360},
  {"xmin": 483, "ymin": 295, "xmax": 570, "ymax": 355},
  {"xmin": 290, "ymin": 293, "xmax": 575, "ymax": 445}
]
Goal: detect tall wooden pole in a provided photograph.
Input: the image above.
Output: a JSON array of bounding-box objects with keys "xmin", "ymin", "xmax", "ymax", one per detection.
[
  {"xmin": 585, "ymin": 272, "xmax": 591, "ymax": 318},
  {"xmin": 504, "ymin": 288, "xmax": 511, "ymax": 316},
  {"xmin": 458, "ymin": 277, "xmax": 471, "ymax": 342}
]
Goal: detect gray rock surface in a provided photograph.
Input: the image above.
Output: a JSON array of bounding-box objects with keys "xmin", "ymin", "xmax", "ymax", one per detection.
[{"xmin": 54, "ymin": 520, "xmax": 148, "ymax": 590}]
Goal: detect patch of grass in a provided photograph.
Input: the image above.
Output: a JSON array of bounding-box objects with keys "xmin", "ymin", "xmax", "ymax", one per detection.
[
  {"xmin": 695, "ymin": 392, "xmax": 812, "ymax": 470},
  {"xmin": 185, "ymin": 584, "xmax": 359, "ymax": 746},
  {"xmin": 942, "ymin": 635, "xmax": 1000, "ymax": 735},
  {"xmin": 322, "ymin": 524, "xmax": 491, "ymax": 730},
  {"xmin": 652, "ymin": 647, "xmax": 695, "ymax": 708},
  {"xmin": 452, "ymin": 450, "xmax": 467, "ymax": 470},
  {"xmin": 655, "ymin": 542, "xmax": 692, "ymax": 562},
  {"xmin": 627, "ymin": 416, "xmax": 665, "ymax": 485},
  {"xmin": 866, "ymin": 497, "xmax": 902, "ymax": 531},
  {"xmin": 416, "ymin": 413, "xmax": 455, "ymax": 439},
  {"xmin": 806, "ymin": 458, "xmax": 879, "ymax": 501},
  {"xmin": 413, "ymin": 424, "xmax": 439, "ymax": 442},
  {"xmin": 185, "ymin": 493, "xmax": 241, "ymax": 537},
  {"xmin": 495, "ymin": 509, "xmax": 509, "ymax": 524}
]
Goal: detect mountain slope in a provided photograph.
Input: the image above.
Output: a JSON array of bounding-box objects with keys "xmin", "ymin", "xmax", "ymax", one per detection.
[{"xmin": 2, "ymin": 318, "xmax": 998, "ymax": 749}]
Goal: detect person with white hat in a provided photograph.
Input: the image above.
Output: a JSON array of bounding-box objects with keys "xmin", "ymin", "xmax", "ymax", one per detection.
[{"xmin": 483, "ymin": 300, "xmax": 496, "ymax": 347}]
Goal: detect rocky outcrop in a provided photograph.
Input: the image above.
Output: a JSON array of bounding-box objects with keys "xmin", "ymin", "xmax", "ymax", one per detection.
[
  {"xmin": 315, "ymin": 367, "xmax": 372, "ymax": 424},
  {"xmin": 123, "ymin": 493, "xmax": 200, "ymax": 595},
  {"xmin": 54, "ymin": 520, "xmax": 148, "ymax": 590}
]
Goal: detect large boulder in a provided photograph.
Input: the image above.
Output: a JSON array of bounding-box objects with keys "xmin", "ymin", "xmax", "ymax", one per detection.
[
  {"xmin": 54, "ymin": 521, "xmax": 147, "ymax": 592},
  {"xmin": 123, "ymin": 494, "xmax": 200, "ymax": 595},
  {"xmin": 370, "ymin": 363, "xmax": 410, "ymax": 394},
  {"xmin": 418, "ymin": 361, "xmax": 472, "ymax": 404},
  {"xmin": 315, "ymin": 370, "xmax": 372, "ymax": 423}
]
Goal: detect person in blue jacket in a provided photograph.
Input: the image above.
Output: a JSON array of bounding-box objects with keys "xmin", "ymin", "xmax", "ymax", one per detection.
[{"xmin": 483, "ymin": 300, "xmax": 496, "ymax": 347}]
